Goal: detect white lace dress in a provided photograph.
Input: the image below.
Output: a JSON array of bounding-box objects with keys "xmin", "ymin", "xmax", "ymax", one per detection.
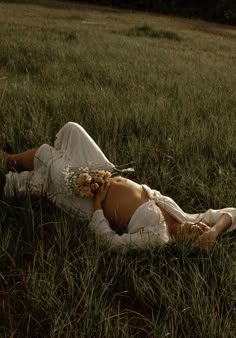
[
  {"xmin": 4, "ymin": 122, "xmax": 236, "ymax": 251},
  {"xmin": 4, "ymin": 122, "xmax": 114, "ymax": 219}
]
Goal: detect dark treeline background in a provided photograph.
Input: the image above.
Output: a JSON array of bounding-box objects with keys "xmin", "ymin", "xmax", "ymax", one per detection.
[{"xmin": 81, "ymin": 0, "xmax": 236, "ymax": 25}]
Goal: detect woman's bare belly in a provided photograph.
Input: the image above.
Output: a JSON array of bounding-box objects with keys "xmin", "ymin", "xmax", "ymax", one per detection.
[
  {"xmin": 102, "ymin": 176, "xmax": 181, "ymax": 234},
  {"xmin": 102, "ymin": 176, "xmax": 149, "ymax": 229}
]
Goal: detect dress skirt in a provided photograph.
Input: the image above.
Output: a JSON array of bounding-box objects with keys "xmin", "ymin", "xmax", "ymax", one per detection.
[{"xmin": 4, "ymin": 122, "xmax": 114, "ymax": 219}]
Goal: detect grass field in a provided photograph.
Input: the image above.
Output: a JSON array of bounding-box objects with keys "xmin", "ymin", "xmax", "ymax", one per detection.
[{"xmin": 0, "ymin": 1, "xmax": 236, "ymax": 337}]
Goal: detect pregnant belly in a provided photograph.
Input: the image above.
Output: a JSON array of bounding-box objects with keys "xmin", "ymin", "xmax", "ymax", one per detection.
[{"xmin": 102, "ymin": 177, "xmax": 149, "ymax": 230}]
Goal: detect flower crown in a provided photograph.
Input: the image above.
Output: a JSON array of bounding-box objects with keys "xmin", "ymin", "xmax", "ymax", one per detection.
[{"xmin": 63, "ymin": 166, "xmax": 112, "ymax": 199}]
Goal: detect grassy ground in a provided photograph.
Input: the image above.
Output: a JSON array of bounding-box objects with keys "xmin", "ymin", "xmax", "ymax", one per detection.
[{"xmin": 0, "ymin": 1, "xmax": 236, "ymax": 337}]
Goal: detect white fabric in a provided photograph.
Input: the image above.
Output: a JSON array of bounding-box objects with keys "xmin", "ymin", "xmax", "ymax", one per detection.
[
  {"xmin": 4, "ymin": 122, "xmax": 114, "ymax": 219},
  {"xmin": 88, "ymin": 185, "xmax": 236, "ymax": 251},
  {"xmin": 89, "ymin": 200, "xmax": 172, "ymax": 251},
  {"xmin": 4, "ymin": 122, "xmax": 236, "ymax": 251},
  {"xmin": 143, "ymin": 185, "xmax": 236, "ymax": 233}
]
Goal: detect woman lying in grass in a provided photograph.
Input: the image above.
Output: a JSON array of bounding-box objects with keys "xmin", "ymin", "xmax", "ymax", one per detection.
[{"xmin": 1, "ymin": 122, "xmax": 235, "ymax": 251}]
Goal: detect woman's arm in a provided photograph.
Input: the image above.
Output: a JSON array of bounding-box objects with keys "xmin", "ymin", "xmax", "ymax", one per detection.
[
  {"xmin": 157, "ymin": 204, "xmax": 209, "ymax": 241},
  {"xmin": 89, "ymin": 209, "xmax": 169, "ymax": 251},
  {"xmin": 93, "ymin": 181, "xmax": 110, "ymax": 211},
  {"xmin": 193, "ymin": 213, "xmax": 233, "ymax": 251},
  {"xmin": 212, "ymin": 214, "xmax": 232, "ymax": 234}
]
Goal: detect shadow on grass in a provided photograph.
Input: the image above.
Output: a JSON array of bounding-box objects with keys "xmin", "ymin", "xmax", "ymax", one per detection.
[
  {"xmin": 115, "ymin": 25, "xmax": 182, "ymax": 41},
  {"xmin": 1, "ymin": 0, "xmax": 73, "ymax": 10},
  {"xmin": 3, "ymin": 0, "xmax": 121, "ymax": 13}
]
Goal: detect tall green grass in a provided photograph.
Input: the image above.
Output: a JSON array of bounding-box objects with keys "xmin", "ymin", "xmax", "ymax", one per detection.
[{"xmin": 0, "ymin": 1, "xmax": 236, "ymax": 337}]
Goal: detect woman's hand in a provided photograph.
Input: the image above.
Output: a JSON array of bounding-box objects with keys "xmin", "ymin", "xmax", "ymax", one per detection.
[
  {"xmin": 180, "ymin": 222, "xmax": 210, "ymax": 241},
  {"xmin": 93, "ymin": 182, "xmax": 110, "ymax": 211},
  {"xmin": 192, "ymin": 228, "xmax": 218, "ymax": 251},
  {"xmin": 193, "ymin": 214, "xmax": 232, "ymax": 251}
]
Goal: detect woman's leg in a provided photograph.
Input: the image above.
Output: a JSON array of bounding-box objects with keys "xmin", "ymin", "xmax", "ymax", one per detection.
[
  {"xmin": 4, "ymin": 122, "xmax": 114, "ymax": 171},
  {"xmin": 6, "ymin": 148, "xmax": 38, "ymax": 171}
]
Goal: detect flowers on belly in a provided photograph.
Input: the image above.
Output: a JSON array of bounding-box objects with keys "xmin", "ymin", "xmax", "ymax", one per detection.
[{"xmin": 63, "ymin": 166, "xmax": 111, "ymax": 198}]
